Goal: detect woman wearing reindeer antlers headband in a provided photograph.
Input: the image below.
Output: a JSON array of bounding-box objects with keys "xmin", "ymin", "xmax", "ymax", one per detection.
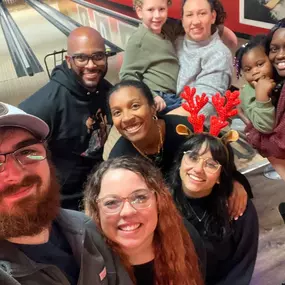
[
  {"xmin": 169, "ymin": 87, "xmax": 259, "ymax": 285},
  {"xmin": 106, "ymin": 80, "xmax": 252, "ymax": 220}
]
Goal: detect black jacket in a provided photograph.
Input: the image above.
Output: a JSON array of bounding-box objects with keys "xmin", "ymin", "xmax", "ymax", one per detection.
[
  {"xmin": 109, "ymin": 115, "xmax": 252, "ymax": 196},
  {"xmin": 0, "ymin": 209, "xmax": 133, "ymax": 285},
  {"xmin": 19, "ymin": 62, "xmax": 112, "ymax": 206},
  {"xmin": 185, "ymin": 199, "xmax": 258, "ymax": 285}
]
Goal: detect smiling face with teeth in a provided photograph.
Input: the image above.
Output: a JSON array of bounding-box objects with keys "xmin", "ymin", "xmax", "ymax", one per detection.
[
  {"xmin": 182, "ymin": 0, "xmax": 217, "ymax": 42},
  {"xmin": 135, "ymin": 0, "xmax": 169, "ymax": 35},
  {"xmin": 269, "ymin": 28, "xmax": 285, "ymax": 77},
  {"xmin": 109, "ymin": 85, "xmax": 157, "ymax": 145},
  {"xmin": 66, "ymin": 27, "xmax": 108, "ymax": 91},
  {"xmin": 179, "ymin": 142, "xmax": 222, "ymax": 198},
  {"xmin": 97, "ymin": 168, "xmax": 158, "ymax": 261}
]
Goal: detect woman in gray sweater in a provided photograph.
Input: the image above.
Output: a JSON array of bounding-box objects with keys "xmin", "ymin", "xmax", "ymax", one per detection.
[{"xmin": 169, "ymin": 0, "xmax": 233, "ymax": 118}]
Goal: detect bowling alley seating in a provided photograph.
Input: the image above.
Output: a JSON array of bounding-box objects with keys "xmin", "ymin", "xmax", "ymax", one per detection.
[{"xmin": 44, "ymin": 49, "xmax": 67, "ymax": 79}]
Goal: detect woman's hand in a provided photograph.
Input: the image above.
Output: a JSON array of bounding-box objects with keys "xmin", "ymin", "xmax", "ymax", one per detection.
[{"xmin": 228, "ymin": 181, "xmax": 248, "ymax": 220}]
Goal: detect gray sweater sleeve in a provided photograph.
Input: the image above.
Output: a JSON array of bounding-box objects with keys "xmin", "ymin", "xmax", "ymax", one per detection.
[
  {"xmin": 176, "ymin": 32, "xmax": 233, "ymax": 118},
  {"xmin": 194, "ymin": 50, "xmax": 232, "ymax": 117}
]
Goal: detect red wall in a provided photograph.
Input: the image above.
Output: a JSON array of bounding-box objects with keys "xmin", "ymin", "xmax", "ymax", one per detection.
[
  {"xmin": 106, "ymin": 0, "xmax": 182, "ymax": 19},
  {"xmin": 106, "ymin": 0, "xmax": 270, "ymax": 36},
  {"xmin": 221, "ymin": 0, "xmax": 269, "ymax": 36}
]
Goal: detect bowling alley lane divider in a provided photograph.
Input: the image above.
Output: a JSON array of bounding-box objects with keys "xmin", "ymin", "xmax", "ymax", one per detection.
[
  {"xmin": 25, "ymin": 0, "xmax": 122, "ymax": 54},
  {"xmin": 0, "ymin": 2, "xmax": 43, "ymax": 77}
]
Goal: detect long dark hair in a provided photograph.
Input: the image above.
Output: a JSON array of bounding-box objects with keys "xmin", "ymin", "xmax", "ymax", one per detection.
[
  {"xmin": 265, "ymin": 18, "xmax": 285, "ymax": 55},
  {"xmin": 170, "ymin": 133, "xmax": 234, "ymax": 240},
  {"xmin": 265, "ymin": 18, "xmax": 285, "ymax": 101},
  {"xmin": 84, "ymin": 156, "xmax": 203, "ymax": 285}
]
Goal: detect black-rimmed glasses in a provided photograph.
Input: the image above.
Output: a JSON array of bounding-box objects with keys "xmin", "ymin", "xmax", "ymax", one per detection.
[
  {"xmin": 183, "ymin": 150, "xmax": 221, "ymax": 174},
  {"xmin": 0, "ymin": 143, "xmax": 47, "ymax": 172},
  {"xmin": 97, "ymin": 189, "xmax": 155, "ymax": 214},
  {"xmin": 70, "ymin": 51, "xmax": 108, "ymax": 67}
]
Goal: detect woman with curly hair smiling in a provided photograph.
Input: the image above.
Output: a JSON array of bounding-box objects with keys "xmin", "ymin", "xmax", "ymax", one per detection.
[{"xmin": 84, "ymin": 156, "xmax": 205, "ymax": 285}]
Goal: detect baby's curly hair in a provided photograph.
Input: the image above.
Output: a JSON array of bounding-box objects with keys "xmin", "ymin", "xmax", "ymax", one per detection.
[{"xmin": 133, "ymin": 0, "xmax": 172, "ymax": 9}]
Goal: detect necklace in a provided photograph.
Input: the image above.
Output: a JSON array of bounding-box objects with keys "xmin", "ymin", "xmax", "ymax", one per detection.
[
  {"xmin": 188, "ymin": 203, "xmax": 207, "ymax": 222},
  {"xmin": 132, "ymin": 120, "xmax": 163, "ymax": 162}
]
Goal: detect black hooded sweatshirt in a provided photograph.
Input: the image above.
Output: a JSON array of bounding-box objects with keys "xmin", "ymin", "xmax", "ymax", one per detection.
[{"xmin": 19, "ymin": 61, "xmax": 112, "ymax": 208}]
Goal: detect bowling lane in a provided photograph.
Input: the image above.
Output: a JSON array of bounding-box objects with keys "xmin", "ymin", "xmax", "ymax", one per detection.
[
  {"xmin": 47, "ymin": 0, "xmax": 137, "ymax": 50},
  {"xmin": 0, "ymin": 16, "xmax": 18, "ymax": 81},
  {"xmin": 6, "ymin": 0, "xmax": 67, "ymax": 74}
]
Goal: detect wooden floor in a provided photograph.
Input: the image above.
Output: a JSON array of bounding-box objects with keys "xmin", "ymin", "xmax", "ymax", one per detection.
[
  {"xmin": 246, "ymin": 167, "xmax": 285, "ymax": 285},
  {"xmin": 251, "ymin": 225, "xmax": 285, "ymax": 284}
]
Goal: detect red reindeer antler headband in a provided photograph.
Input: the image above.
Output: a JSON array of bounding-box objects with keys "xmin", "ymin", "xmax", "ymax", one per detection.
[
  {"xmin": 180, "ymin": 86, "xmax": 209, "ymax": 133},
  {"xmin": 177, "ymin": 86, "xmax": 240, "ymax": 143}
]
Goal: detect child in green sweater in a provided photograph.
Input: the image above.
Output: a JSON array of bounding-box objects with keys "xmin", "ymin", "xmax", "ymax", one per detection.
[
  {"xmin": 235, "ymin": 35, "xmax": 276, "ymax": 134},
  {"xmin": 119, "ymin": 0, "xmax": 182, "ymax": 114},
  {"xmin": 234, "ymin": 30, "xmax": 285, "ymax": 182}
]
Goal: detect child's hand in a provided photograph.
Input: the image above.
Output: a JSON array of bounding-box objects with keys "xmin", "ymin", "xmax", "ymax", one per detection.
[
  {"xmin": 154, "ymin": 96, "xmax": 166, "ymax": 112},
  {"xmin": 253, "ymin": 77, "xmax": 276, "ymax": 102},
  {"xmin": 238, "ymin": 108, "xmax": 250, "ymax": 125}
]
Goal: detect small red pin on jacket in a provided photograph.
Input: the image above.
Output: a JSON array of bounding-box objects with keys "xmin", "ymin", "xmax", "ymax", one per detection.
[{"xmin": 99, "ymin": 267, "xmax": 107, "ymax": 281}]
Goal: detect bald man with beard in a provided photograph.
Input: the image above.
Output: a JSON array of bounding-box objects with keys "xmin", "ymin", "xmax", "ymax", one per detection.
[{"xmin": 20, "ymin": 27, "xmax": 112, "ymax": 210}]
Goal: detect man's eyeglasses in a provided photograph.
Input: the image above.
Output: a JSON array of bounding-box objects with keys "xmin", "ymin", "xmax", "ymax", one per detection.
[
  {"xmin": 97, "ymin": 189, "xmax": 155, "ymax": 214},
  {"xmin": 183, "ymin": 150, "xmax": 221, "ymax": 174},
  {"xmin": 71, "ymin": 51, "xmax": 108, "ymax": 67},
  {"xmin": 0, "ymin": 142, "xmax": 47, "ymax": 172}
]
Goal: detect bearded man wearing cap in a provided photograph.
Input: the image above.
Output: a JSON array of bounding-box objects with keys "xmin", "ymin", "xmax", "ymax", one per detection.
[
  {"xmin": 0, "ymin": 102, "xmax": 132, "ymax": 285},
  {"xmin": 19, "ymin": 27, "xmax": 112, "ymax": 210}
]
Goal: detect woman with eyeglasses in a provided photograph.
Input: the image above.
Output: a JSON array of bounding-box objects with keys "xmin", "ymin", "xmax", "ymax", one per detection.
[
  {"xmin": 84, "ymin": 156, "xmax": 205, "ymax": 285},
  {"xmin": 170, "ymin": 133, "xmax": 259, "ymax": 285},
  {"xmin": 105, "ymin": 80, "xmax": 252, "ymax": 220}
]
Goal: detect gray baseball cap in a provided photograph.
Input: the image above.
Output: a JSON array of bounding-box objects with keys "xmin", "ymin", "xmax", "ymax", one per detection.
[{"xmin": 0, "ymin": 102, "xmax": 49, "ymax": 140}]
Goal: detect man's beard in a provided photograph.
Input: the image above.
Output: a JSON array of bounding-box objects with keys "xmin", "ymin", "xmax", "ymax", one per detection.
[
  {"xmin": 71, "ymin": 64, "xmax": 108, "ymax": 91},
  {"xmin": 0, "ymin": 165, "xmax": 61, "ymax": 239}
]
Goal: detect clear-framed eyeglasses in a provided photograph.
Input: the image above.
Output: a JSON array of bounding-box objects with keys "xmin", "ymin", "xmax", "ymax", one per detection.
[
  {"xmin": 71, "ymin": 51, "xmax": 108, "ymax": 67},
  {"xmin": 183, "ymin": 150, "xmax": 221, "ymax": 174},
  {"xmin": 0, "ymin": 142, "xmax": 47, "ymax": 172},
  {"xmin": 97, "ymin": 189, "xmax": 155, "ymax": 214}
]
